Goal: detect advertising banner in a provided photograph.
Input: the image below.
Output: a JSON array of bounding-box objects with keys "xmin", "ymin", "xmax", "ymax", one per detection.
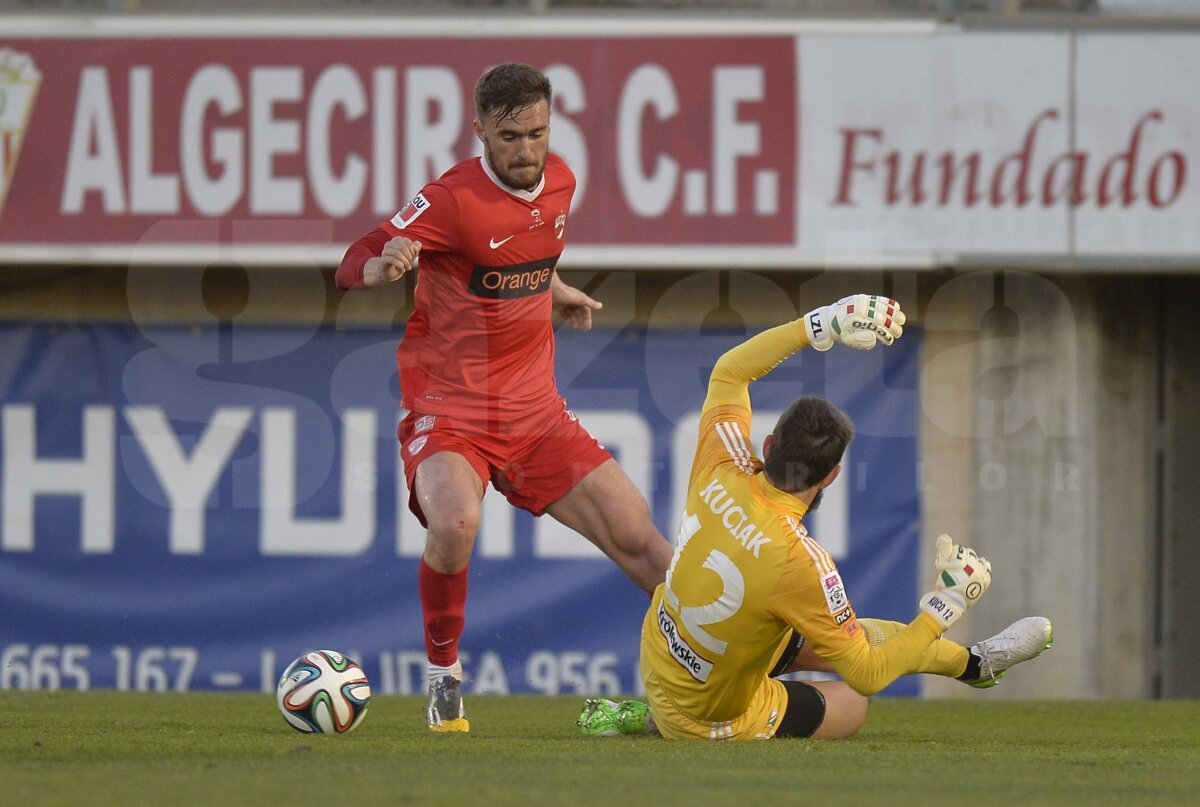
[
  {"xmin": 0, "ymin": 28, "xmax": 796, "ymax": 264},
  {"xmin": 2, "ymin": 20, "xmax": 1199, "ymax": 266},
  {"xmin": 0, "ymin": 320, "xmax": 922, "ymax": 695},
  {"xmin": 798, "ymin": 31, "xmax": 1199, "ymax": 261}
]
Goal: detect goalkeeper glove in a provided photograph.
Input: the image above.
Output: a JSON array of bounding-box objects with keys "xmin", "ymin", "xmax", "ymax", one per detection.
[
  {"xmin": 919, "ymin": 534, "xmax": 992, "ymax": 629},
  {"xmin": 803, "ymin": 294, "xmax": 905, "ymax": 352}
]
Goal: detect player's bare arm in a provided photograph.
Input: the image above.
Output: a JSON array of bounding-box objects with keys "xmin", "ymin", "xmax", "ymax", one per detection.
[
  {"xmin": 551, "ymin": 271, "xmax": 602, "ymax": 331},
  {"xmin": 363, "ymin": 236, "xmax": 422, "ymax": 288}
]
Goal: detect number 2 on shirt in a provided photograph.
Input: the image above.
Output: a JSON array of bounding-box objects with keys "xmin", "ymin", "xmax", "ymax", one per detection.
[{"xmin": 664, "ymin": 513, "xmax": 747, "ymax": 657}]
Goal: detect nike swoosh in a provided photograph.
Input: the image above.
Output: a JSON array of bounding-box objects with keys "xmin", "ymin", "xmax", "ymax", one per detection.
[{"xmin": 489, "ymin": 235, "xmax": 515, "ymax": 249}]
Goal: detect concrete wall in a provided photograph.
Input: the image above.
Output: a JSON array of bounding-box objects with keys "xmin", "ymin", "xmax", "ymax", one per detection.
[
  {"xmin": 1163, "ymin": 277, "xmax": 1200, "ymax": 698},
  {"xmin": 920, "ymin": 274, "xmax": 1161, "ymax": 699}
]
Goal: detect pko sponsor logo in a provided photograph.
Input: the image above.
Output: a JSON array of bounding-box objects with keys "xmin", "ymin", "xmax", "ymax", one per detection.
[
  {"xmin": 658, "ymin": 603, "xmax": 714, "ymax": 683},
  {"xmin": 468, "ymin": 256, "xmax": 558, "ymax": 300}
]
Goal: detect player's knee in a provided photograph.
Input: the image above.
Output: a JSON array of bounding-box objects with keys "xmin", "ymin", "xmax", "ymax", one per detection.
[
  {"xmin": 621, "ymin": 533, "xmax": 671, "ymax": 590},
  {"xmin": 811, "ymin": 683, "xmax": 869, "ymax": 740},
  {"xmin": 614, "ymin": 508, "xmax": 667, "ymax": 561},
  {"xmin": 620, "ymin": 531, "xmax": 672, "ymax": 592},
  {"xmin": 424, "ymin": 505, "xmax": 480, "ymax": 566},
  {"xmin": 839, "ymin": 690, "xmax": 869, "ymax": 738},
  {"xmin": 426, "ymin": 506, "xmax": 479, "ymax": 543}
]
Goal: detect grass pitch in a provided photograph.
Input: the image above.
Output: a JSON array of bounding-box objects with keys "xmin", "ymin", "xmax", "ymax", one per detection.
[{"xmin": 2, "ymin": 693, "xmax": 1197, "ymax": 806}]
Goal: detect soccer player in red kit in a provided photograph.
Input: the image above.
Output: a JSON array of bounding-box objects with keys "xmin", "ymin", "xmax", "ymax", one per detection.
[{"xmin": 336, "ymin": 63, "xmax": 673, "ymax": 732}]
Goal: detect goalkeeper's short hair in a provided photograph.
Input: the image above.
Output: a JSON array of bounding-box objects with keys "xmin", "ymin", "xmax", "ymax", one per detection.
[{"xmin": 765, "ymin": 397, "xmax": 855, "ymax": 492}]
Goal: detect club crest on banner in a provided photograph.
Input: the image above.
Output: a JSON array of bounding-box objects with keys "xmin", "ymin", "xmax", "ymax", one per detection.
[{"xmin": 0, "ymin": 48, "xmax": 40, "ymax": 219}]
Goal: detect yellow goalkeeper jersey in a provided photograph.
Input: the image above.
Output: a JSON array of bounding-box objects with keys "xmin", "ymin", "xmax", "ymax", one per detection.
[{"xmin": 640, "ymin": 319, "xmax": 942, "ymax": 724}]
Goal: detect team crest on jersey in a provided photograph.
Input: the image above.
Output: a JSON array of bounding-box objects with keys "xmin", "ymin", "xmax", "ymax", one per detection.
[
  {"xmin": 554, "ymin": 211, "xmax": 567, "ymax": 240},
  {"xmin": 392, "ymin": 192, "xmax": 430, "ymax": 229},
  {"xmin": 414, "ymin": 415, "xmax": 436, "ymax": 433},
  {"xmin": 822, "ymin": 572, "xmax": 848, "ymax": 614},
  {"xmin": 0, "ymin": 48, "xmax": 41, "ymax": 221}
]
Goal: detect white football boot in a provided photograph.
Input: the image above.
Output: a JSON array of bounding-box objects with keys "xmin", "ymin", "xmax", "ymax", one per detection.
[
  {"xmin": 963, "ymin": 616, "xmax": 1053, "ymax": 689},
  {"xmin": 427, "ymin": 661, "xmax": 469, "ymax": 733}
]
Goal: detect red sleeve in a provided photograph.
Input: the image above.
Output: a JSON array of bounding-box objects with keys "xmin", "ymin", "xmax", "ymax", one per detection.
[
  {"xmin": 383, "ymin": 183, "xmax": 459, "ymax": 252},
  {"xmin": 336, "ymin": 183, "xmax": 460, "ymax": 291},
  {"xmin": 335, "ymin": 226, "xmax": 391, "ymax": 290}
]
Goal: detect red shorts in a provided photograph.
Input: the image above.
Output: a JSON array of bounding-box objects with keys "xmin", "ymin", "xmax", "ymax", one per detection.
[{"xmin": 397, "ymin": 402, "xmax": 612, "ymax": 526}]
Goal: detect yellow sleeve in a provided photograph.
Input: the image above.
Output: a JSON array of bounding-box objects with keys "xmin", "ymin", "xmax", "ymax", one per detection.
[
  {"xmin": 821, "ymin": 613, "xmax": 944, "ymax": 696},
  {"xmin": 768, "ymin": 536, "xmax": 944, "ymax": 696},
  {"xmin": 688, "ymin": 320, "xmax": 811, "ymax": 489},
  {"xmin": 702, "ymin": 319, "xmax": 810, "ymax": 417}
]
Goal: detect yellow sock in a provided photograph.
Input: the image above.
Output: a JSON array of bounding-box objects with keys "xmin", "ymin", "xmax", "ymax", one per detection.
[{"xmin": 858, "ymin": 617, "xmax": 970, "ymax": 678}]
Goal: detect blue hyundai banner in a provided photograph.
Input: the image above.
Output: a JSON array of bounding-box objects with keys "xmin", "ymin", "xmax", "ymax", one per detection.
[{"xmin": 0, "ymin": 321, "xmax": 920, "ymax": 695}]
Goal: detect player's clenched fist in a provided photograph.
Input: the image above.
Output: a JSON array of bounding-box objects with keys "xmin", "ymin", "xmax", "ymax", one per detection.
[
  {"xmin": 803, "ymin": 294, "xmax": 905, "ymax": 351},
  {"xmin": 933, "ymin": 534, "xmax": 992, "ymax": 604},
  {"xmin": 365, "ymin": 236, "xmax": 422, "ymax": 287},
  {"xmin": 918, "ymin": 534, "xmax": 992, "ymax": 629}
]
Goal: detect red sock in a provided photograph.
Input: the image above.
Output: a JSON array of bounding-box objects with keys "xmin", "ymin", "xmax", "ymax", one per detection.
[{"xmin": 418, "ymin": 558, "xmax": 468, "ymax": 667}]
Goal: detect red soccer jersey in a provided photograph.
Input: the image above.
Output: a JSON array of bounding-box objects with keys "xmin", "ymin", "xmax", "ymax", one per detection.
[{"xmin": 378, "ymin": 153, "xmax": 575, "ymax": 422}]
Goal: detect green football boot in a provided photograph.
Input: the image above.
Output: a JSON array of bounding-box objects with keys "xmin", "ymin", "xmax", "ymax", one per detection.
[{"xmin": 577, "ymin": 698, "xmax": 653, "ymax": 736}]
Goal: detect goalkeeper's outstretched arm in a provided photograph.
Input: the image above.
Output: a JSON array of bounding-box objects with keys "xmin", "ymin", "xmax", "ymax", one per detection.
[
  {"xmin": 704, "ymin": 294, "xmax": 906, "ymax": 413},
  {"xmin": 704, "ymin": 320, "xmax": 810, "ymax": 413},
  {"xmin": 820, "ymin": 535, "xmax": 993, "ymax": 696}
]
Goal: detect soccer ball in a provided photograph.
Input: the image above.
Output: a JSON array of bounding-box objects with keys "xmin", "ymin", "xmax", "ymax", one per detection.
[{"xmin": 276, "ymin": 650, "xmax": 371, "ymax": 734}]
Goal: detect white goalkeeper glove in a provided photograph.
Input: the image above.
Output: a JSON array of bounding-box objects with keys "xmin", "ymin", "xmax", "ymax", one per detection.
[
  {"xmin": 918, "ymin": 534, "xmax": 992, "ymax": 629},
  {"xmin": 803, "ymin": 294, "xmax": 905, "ymax": 352}
]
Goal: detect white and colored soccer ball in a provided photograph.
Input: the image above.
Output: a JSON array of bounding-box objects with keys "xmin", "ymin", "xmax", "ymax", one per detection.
[{"xmin": 276, "ymin": 650, "xmax": 371, "ymax": 734}]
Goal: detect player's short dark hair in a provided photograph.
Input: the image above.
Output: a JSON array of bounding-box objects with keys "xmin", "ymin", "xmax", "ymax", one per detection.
[
  {"xmin": 764, "ymin": 397, "xmax": 855, "ymax": 492},
  {"xmin": 475, "ymin": 62, "xmax": 552, "ymax": 123}
]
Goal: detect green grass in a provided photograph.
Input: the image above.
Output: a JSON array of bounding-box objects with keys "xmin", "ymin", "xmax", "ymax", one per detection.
[{"xmin": 2, "ymin": 693, "xmax": 1197, "ymax": 806}]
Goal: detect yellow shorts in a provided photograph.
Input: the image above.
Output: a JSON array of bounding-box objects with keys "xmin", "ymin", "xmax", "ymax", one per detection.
[{"xmin": 643, "ymin": 670, "xmax": 788, "ymax": 741}]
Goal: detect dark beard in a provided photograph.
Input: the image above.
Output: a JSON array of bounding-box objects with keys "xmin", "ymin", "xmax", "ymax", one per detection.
[
  {"xmin": 807, "ymin": 488, "xmax": 824, "ymax": 513},
  {"xmin": 484, "ymin": 142, "xmax": 542, "ymax": 191}
]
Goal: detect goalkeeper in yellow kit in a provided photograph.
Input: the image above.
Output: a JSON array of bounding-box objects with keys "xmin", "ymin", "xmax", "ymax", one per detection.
[{"xmin": 579, "ymin": 295, "xmax": 1052, "ymax": 740}]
